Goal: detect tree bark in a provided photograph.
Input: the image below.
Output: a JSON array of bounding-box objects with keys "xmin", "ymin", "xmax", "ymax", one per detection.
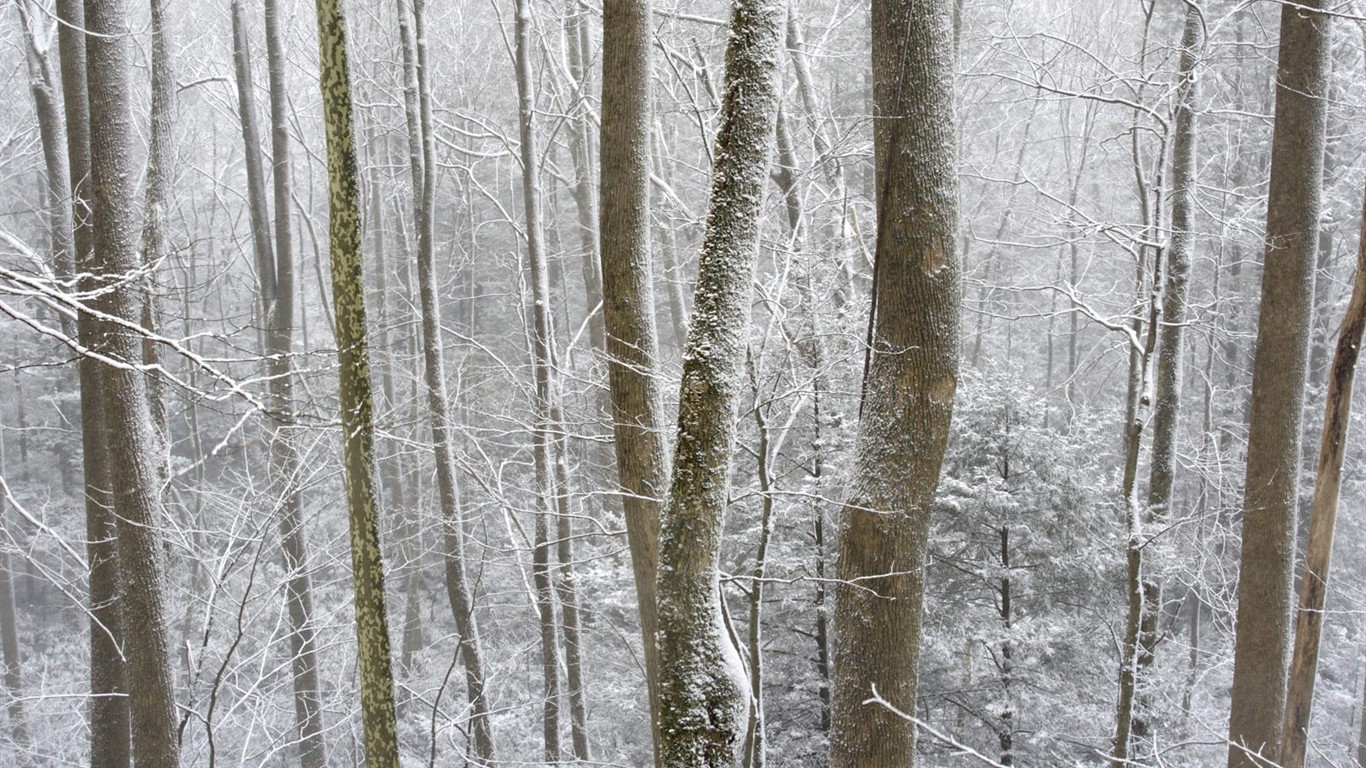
[
  {"xmin": 598, "ymin": 0, "xmax": 669, "ymax": 757},
  {"xmin": 398, "ymin": 0, "xmax": 496, "ymax": 760},
  {"xmin": 84, "ymin": 0, "xmax": 180, "ymax": 764},
  {"xmin": 512, "ymin": 0, "xmax": 564, "ymax": 759},
  {"xmin": 58, "ymin": 1, "xmax": 130, "ymax": 764},
  {"xmin": 313, "ymin": 0, "xmax": 402, "ymax": 763},
  {"xmin": 257, "ymin": 0, "xmax": 328, "ymax": 763},
  {"xmin": 1278, "ymin": 178, "xmax": 1366, "ymax": 768},
  {"xmin": 1226, "ymin": 3, "xmax": 1330, "ymax": 766},
  {"xmin": 654, "ymin": 0, "xmax": 781, "ymax": 763},
  {"xmin": 829, "ymin": 1, "xmax": 959, "ymax": 766}
]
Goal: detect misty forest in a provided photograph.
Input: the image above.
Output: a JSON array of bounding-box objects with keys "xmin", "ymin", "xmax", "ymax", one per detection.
[{"xmin": 0, "ymin": 0, "xmax": 1364, "ymax": 766}]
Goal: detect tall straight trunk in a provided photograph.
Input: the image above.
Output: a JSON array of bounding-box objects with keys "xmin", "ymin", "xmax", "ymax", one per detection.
[
  {"xmin": 0, "ymin": 435, "xmax": 32, "ymax": 768},
  {"xmin": 598, "ymin": 0, "xmax": 669, "ymax": 757},
  {"xmin": 829, "ymin": 0, "xmax": 959, "ymax": 766},
  {"xmin": 1279, "ymin": 183, "xmax": 1366, "ymax": 768},
  {"xmin": 654, "ymin": 0, "xmax": 781, "ymax": 763},
  {"xmin": 512, "ymin": 0, "xmax": 563, "ymax": 759},
  {"xmin": 139, "ymin": 0, "xmax": 174, "ymax": 446},
  {"xmin": 312, "ymin": 0, "xmax": 401, "ymax": 763},
  {"xmin": 563, "ymin": 3, "xmax": 605, "ymax": 357},
  {"xmin": 259, "ymin": 0, "xmax": 327, "ymax": 764},
  {"xmin": 14, "ymin": 2, "xmax": 75, "ymax": 340},
  {"xmin": 58, "ymin": 1, "xmax": 129, "ymax": 764},
  {"xmin": 1114, "ymin": 7, "xmax": 1203, "ymax": 762},
  {"xmin": 551, "ymin": 397, "xmax": 591, "ymax": 761},
  {"xmin": 84, "ymin": 1, "xmax": 180, "ymax": 765},
  {"xmin": 232, "ymin": 0, "xmax": 278, "ymax": 327},
  {"xmin": 741, "ymin": 370, "xmax": 775, "ymax": 768},
  {"xmin": 1226, "ymin": 4, "xmax": 1330, "ymax": 766},
  {"xmin": 397, "ymin": 0, "xmax": 496, "ymax": 760}
]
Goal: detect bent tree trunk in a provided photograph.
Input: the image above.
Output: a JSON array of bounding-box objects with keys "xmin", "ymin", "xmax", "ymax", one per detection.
[
  {"xmin": 598, "ymin": 0, "xmax": 670, "ymax": 758},
  {"xmin": 654, "ymin": 0, "xmax": 782, "ymax": 763},
  {"xmin": 1226, "ymin": 3, "xmax": 1330, "ymax": 766},
  {"xmin": 829, "ymin": 0, "xmax": 960, "ymax": 766},
  {"xmin": 85, "ymin": 0, "xmax": 180, "ymax": 765},
  {"xmin": 313, "ymin": 0, "xmax": 401, "ymax": 764},
  {"xmin": 1278, "ymin": 181, "xmax": 1366, "ymax": 768}
]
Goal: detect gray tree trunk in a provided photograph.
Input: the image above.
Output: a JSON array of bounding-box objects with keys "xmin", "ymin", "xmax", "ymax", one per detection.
[
  {"xmin": 653, "ymin": 0, "xmax": 781, "ymax": 763},
  {"xmin": 58, "ymin": 1, "xmax": 130, "ymax": 764},
  {"xmin": 398, "ymin": 0, "xmax": 496, "ymax": 760},
  {"xmin": 1226, "ymin": 4, "xmax": 1330, "ymax": 766},
  {"xmin": 598, "ymin": 0, "xmax": 669, "ymax": 757},
  {"xmin": 84, "ymin": 0, "xmax": 180, "ymax": 764},
  {"xmin": 829, "ymin": 1, "xmax": 959, "ymax": 766},
  {"xmin": 312, "ymin": 0, "xmax": 401, "ymax": 763}
]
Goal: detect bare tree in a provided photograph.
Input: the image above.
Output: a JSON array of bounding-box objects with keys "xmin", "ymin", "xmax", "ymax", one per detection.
[
  {"xmin": 829, "ymin": 1, "xmax": 960, "ymax": 767},
  {"xmin": 313, "ymin": 0, "xmax": 401, "ymax": 763},
  {"xmin": 653, "ymin": 0, "xmax": 782, "ymax": 763},
  {"xmin": 1226, "ymin": 2, "xmax": 1331, "ymax": 766}
]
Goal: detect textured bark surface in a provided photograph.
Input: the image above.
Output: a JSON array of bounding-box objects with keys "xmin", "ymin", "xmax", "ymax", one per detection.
[
  {"xmin": 1225, "ymin": 3, "xmax": 1330, "ymax": 767},
  {"xmin": 1278, "ymin": 179, "xmax": 1366, "ymax": 768},
  {"xmin": 312, "ymin": 0, "xmax": 401, "ymax": 764},
  {"xmin": 85, "ymin": 1, "xmax": 180, "ymax": 765},
  {"xmin": 829, "ymin": 0, "xmax": 959, "ymax": 766},
  {"xmin": 598, "ymin": 0, "xmax": 669, "ymax": 757},
  {"xmin": 399, "ymin": 0, "xmax": 495, "ymax": 760},
  {"xmin": 654, "ymin": 0, "xmax": 781, "ymax": 763}
]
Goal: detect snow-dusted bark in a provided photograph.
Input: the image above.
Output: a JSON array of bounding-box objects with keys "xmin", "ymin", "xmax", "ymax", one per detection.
[
  {"xmin": 599, "ymin": 0, "xmax": 669, "ymax": 756},
  {"xmin": 1113, "ymin": 7, "xmax": 1203, "ymax": 763},
  {"xmin": 1225, "ymin": 3, "xmax": 1330, "ymax": 767},
  {"xmin": 312, "ymin": 0, "xmax": 401, "ymax": 763},
  {"xmin": 829, "ymin": 0, "xmax": 959, "ymax": 766},
  {"xmin": 398, "ymin": 0, "xmax": 495, "ymax": 760},
  {"xmin": 653, "ymin": 0, "xmax": 782, "ymax": 764},
  {"xmin": 84, "ymin": 0, "xmax": 180, "ymax": 765}
]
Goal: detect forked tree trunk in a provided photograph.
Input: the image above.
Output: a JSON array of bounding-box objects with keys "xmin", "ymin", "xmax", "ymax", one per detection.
[
  {"xmin": 312, "ymin": 0, "xmax": 401, "ymax": 764},
  {"xmin": 654, "ymin": 0, "xmax": 781, "ymax": 763},
  {"xmin": 58, "ymin": 1, "xmax": 130, "ymax": 764},
  {"xmin": 1278, "ymin": 179, "xmax": 1366, "ymax": 768},
  {"xmin": 598, "ymin": 0, "xmax": 670, "ymax": 757},
  {"xmin": 84, "ymin": 0, "xmax": 180, "ymax": 764},
  {"xmin": 1226, "ymin": 3, "xmax": 1330, "ymax": 766},
  {"xmin": 398, "ymin": 0, "xmax": 496, "ymax": 760},
  {"xmin": 829, "ymin": 0, "xmax": 959, "ymax": 766}
]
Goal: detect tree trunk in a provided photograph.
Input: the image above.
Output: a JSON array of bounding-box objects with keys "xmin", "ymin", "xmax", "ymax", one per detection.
[
  {"xmin": 1226, "ymin": 4, "xmax": 1330, "ymax": 766},
  {"xmin": 258, "ymin": 0, "xmax": 328, "ymax": 763},
  {"xmin": 85, "ymin": 1, "xmax": 180, "ymax": 764},
  {"xmin": 59, "ymin": 2, "xmax": 130, "ymax": 765},
  {"xmin": 512, "ymin": 0, "xmax": 564, "ymax": 759},
  {"xmin": 398, "ymin": 0, "xmax": 496, "ymax": 760},
  {"xmin": 829, "ymin": 1, "xmax": 959, "ymax": 766},
  {"xmin": 1113, "ymin": 8, "xmax": 1203, "ymax": 762},
  {"xmin": 598, "ymin": 0, "xmax": 669, "ymax": 757},
  {"xmin": 552, "ymin": 397, "xmax": 591, "ymax": 762},
  {"xmin": 14, "ymin": 1, "xmax": 75, "ymax": 341},
  {"xmin": 654, "ymin": 0, "xmax": 781, "ymax": 763},
  {"xmin": 1278, "ymin": 178, "xmax": 1366, "ymax": 768},
  {"xmin": 0, "ymin": 435, "xmax": 32, "ymax": 768},
  {"xmin": 139, "ymin": 0, "xmax": 175, "ymax": 450},
  {"xmin": 312, "ymin": 0, "xmax": 401, "ymax": 763},
  {"xmin": 232, "ymin": 0, "xmax": 278, "ymax": 329}
]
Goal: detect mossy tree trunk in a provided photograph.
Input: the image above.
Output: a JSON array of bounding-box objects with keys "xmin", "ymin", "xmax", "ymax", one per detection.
[
  {"xmin": 653, "ymin": 0, "xmax": 782, "ymax": 763},
  {"xmin": 312, "ymin": 0, "xmax": 401, "ymax": 764}
]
